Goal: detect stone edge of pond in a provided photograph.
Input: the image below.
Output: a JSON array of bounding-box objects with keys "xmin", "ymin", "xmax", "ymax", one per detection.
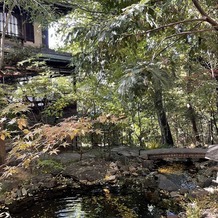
[{"xmin": 0, "ymin": 149, "xmax": 218, "ymax": 217}]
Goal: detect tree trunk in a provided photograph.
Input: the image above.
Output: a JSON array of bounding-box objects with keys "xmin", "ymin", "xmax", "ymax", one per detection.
[
  {"xmin": 153, "ymin": 86, "xmax": 174, "ymax": 146},
  {"xmin": 0, "ymin": 121, "xmax": 6, "ymax": 164},
  {"xmin": 186, "ymin": 103, "xmax": 201, "ymax": 144},
  {"xmin": 0, "ymin": 138, "xmax": 6, "ymax": 164}
]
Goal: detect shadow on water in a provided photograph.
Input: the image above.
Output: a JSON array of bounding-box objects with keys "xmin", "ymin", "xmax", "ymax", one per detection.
[{"xmin": 12, "ymin": 192, "xmax": 164, "ymax": 218}]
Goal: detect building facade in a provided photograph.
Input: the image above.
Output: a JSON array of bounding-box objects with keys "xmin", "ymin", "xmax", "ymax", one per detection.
[{"xmin": 0, "ymin": 3, "xmax": 74, "ymax": 80}]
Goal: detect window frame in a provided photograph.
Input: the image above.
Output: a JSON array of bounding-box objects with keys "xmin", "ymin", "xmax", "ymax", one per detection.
[
  {"xmin": 0, "ymin": 12, "xmax": 20, "ymax": 37},
  {"xmin": 0, "ymin": 6, "xmax": 35, "ymax": 43}
]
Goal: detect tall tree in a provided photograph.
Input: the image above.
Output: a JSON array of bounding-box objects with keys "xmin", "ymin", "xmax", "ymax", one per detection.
[{"xmin": 59, "ymin": 0, "xmax": 217, "ymax": 146}]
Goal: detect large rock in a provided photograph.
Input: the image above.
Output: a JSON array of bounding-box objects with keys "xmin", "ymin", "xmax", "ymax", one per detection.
[
  {"xmin": 62, "ymin": 160, "xmax": 108, "ymax": 182},
  {"xmin": 111, "ymin": 146, "xmax": 140, "ymax": 158},
  {"xmin": 205, "ymin": 145, "xmax": 218, "ymax": 161},
  {"xmin": 158, "ymin": 174, "xmax": 192, "ymax": 191},
  {"xmin": 158, "ymin": 174, "xmax": 180, "ymax": 191}
]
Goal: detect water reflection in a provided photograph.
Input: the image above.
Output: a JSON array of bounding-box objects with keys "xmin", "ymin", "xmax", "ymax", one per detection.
[
  {"xmin": 56, "ymin": 197, "xmax": 87, "ymax": 218},
  {"xmin": 12, "ymin": 193, "xmax": 162, "ymax": 218}
]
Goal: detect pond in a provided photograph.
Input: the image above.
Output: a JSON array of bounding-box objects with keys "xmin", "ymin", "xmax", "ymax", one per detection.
[{"xmin": 11, "ymin": 191, "xmax": 170, "ymax": 218}]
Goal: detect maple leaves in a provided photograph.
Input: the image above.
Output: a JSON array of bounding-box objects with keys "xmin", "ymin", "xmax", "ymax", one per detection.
[
  {"xmin": 0, "ymin": 102, "xmax": 30, "ymax": 142},
  {"xmin": 0, "ymin": 130, "xmax": 10, "ymax": 140},
  {"xmin": 17, "ymin": 118, "xmax": 27, "ymax": 130},
  {"xmin": 0, "ymin": 113, "xmax": 126, "ymax": 177},
  {"xmin": 1, "ymin": 103, "xmax": 30, "ymax": 115}
]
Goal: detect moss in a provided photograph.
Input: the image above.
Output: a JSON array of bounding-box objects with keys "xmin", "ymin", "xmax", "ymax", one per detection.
[{"xmin": 37, "ymin": 159, "xmax": 65, "ymax": 173}]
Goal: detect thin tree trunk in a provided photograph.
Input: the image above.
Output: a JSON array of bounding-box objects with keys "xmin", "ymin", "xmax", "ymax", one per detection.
[
  {"xmin": 0, "ymin": 1, "xmax": 16, "ymax": 69},
  {"xmin": 0, "ymin": 122, "xmax": 6, "ymax": 164},
  {"xmin": 185, "ymin": 60, "xmax": 202, "ymax": 145},
  {"xmin": 187, "ymin": 103, "xmax": 201, "ymax": 144},
  {"xmin": 0, "ymin": 138, "xmax": 6, "ymax": 164},
  {"xmin": 153, "ymin": 86, "xmax": 174, "ymax": 146},
  {"xmin": 209, "ymin": 116, "xmax": 214, "ymax": 144},
  {"xmin": 137, "ymin": 102, "xmax": 143, "ymax": 146},
  {"xmin": 211, "ymin": 107, "xmax": 218, "ymax": 134}
]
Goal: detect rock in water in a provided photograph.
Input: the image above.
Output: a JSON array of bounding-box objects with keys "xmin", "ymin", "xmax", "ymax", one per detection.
[{"xmin": 205, "ymin": 145, "xmax": 218, "ymax": 161}]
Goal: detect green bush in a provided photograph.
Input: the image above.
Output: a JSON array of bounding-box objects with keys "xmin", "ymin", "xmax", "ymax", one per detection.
[{"xmin": 37, "ymin": 159, "xmax": 64, "ymax": 173}]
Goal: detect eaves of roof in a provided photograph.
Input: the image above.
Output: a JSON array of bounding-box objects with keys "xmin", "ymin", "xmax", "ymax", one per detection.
[
  {"xmin": 36, "ymin": 48, "xmax": 72, "ymax": 64},
  {"xmin": 54, "ymin": 2, "xmax": 73, "ymax": 14}
]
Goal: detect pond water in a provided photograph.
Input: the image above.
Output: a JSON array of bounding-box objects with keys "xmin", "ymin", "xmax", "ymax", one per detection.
[{"xmin": 12, "ymin": 191, "xmax": 165, "ymax": 218}]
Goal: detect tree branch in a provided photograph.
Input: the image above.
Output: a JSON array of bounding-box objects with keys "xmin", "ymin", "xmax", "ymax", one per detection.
[
  {"xmin": 165, "ymin": 28, "xmax": 217, "ymax": 40},
  {"xmin": 122, "ymin": 18, "xmax": 207, "ymax": 38},
  {"xmin": 152, "ymin": 22, "xmax": 202, "ymax": 60},
  {"xmin": 145, "ymin": 18, "xmax": 206, "ymax": 34},
  {"xmin": 63, "ymin": 2, "xmax": 106, "ymax": 14},
  {"xmin": 192, "ymin": 0, "xmax": 218, "ymax": 31}
]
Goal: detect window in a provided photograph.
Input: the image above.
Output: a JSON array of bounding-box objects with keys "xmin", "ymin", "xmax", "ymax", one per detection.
[
  {"xmin": 0, "ymin": 13, "xmax": 19, "ymax": 36},
  {"xmin": 25, "ymin": 22, "xmax": 34, "ymax": 42},
  {"xmin": 0, "ymin": 10, "xmax": 35, "ymax": 43}
]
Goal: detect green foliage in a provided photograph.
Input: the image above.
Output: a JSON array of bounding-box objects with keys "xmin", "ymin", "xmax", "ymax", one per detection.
[
  {"xmin": 145, "ymin": 141, "xmax": 160, "ymax": 149},
  {"xmin": 182, "ymin": 191, "xmax": 218, "ymax": 218},
  {"xmin": 4, "ymin": 45, "xmax": 35, "ymax": 66},
  {"xmin": 1, "ymin": 103, "xmax": 30, "ymax": 116},
  {"xmin": 0, "ymin": 84, "xmax": 11, "ymax": 109},
  {"xmin": 59, "ymin": 0, "xmax": 218, "ymax": 147},
  {"xmin": 3, "ymin": 0, "xmax": 65, "ymax": 25},
  {"xmin": 185, "ymin": 201, "xmax": 201, "ymax": 218},
  {"xmin": 13, "ymin": 71, "xmax": 76, "ymax": 122},
  {"xmin": 37, "ymin": 159, "xmax": 64, "ymax": 173},
  {"xmin": 1, "ymin": 0, "xmax": 218, "ymax": 179}
]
